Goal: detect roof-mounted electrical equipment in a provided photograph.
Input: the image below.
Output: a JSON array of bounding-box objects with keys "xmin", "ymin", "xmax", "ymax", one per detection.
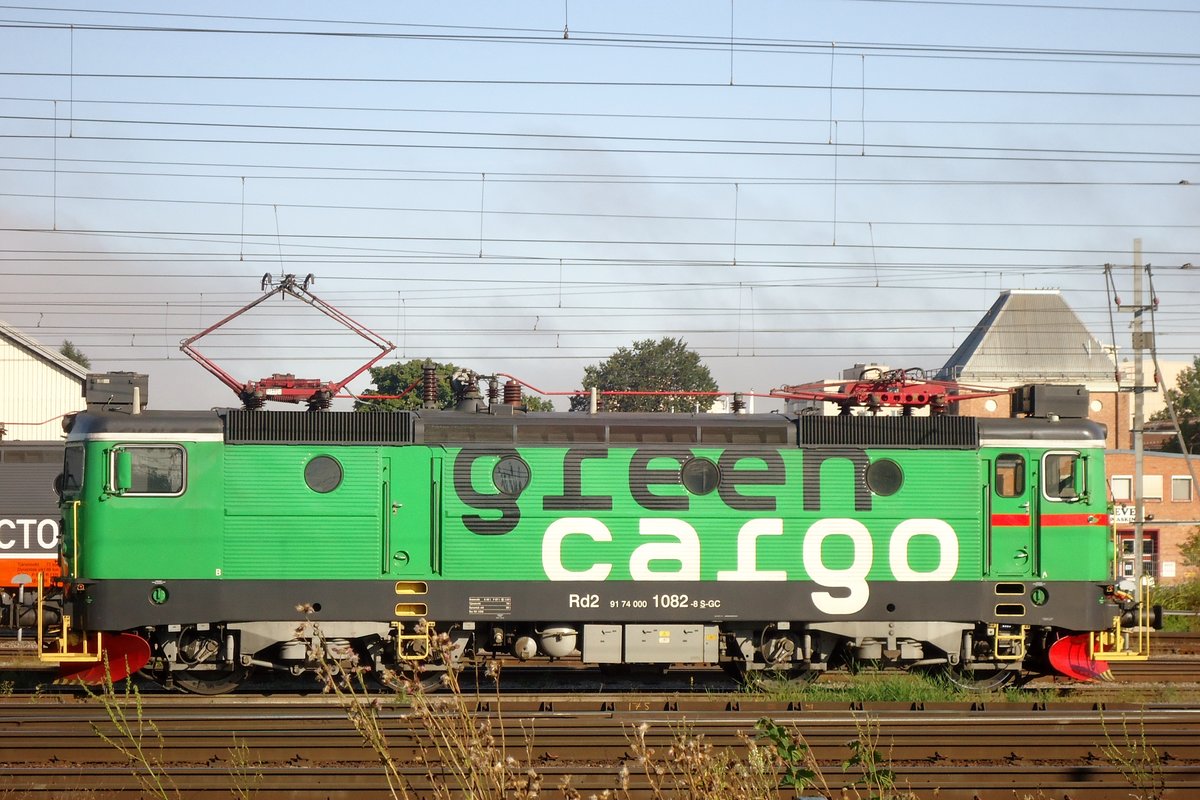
[
  {"xmin": 773, "ymin": 367, "xmax": 1004, "ymax": 416},
  {"xmin": 1012, "ymin": 384, "xmax": 1089, "ymax": 419},
  {"xmin": 179, "ymin": 273, "xmax": 395, "ymax": 411}
]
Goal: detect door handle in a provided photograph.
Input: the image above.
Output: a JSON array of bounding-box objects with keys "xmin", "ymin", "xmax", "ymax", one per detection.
[
  {"xmin": 1018, "ymin": 502, "xmax": 1029, "ymax": 511},
  {"xmin": 1015, "ymin": 548, "xmax": 1029, "ymax": 560}
]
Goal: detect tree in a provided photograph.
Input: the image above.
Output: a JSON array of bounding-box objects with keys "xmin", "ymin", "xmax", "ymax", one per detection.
[
  {"xmin": 355, "ymin": 359, "xmax": 466, "ymax": 411},
  {"xmin": 1150, "ymin": 357, "xmax": 1200, "ymax": 628},
  {"xmin": 523, "ymin": 395, "xmax": 557, "ymax": 412},
  {"xmin": 1156, "ymin": 525, "xmax": 1200, "ymax": 631},
  {"xmin": 355, "ymin": 358, "xmax": 556, "ymax": 412},
  {"xmin": 1180, "ymin": 527, "xmax": 1200, "ymax": 570},
  {"xmin": 1150, "ymin": 355, "xmax": 1200, "ymax": 453},
  {"xmin": 59, "ymin": 340, "xmax": 91, "ymax": 369},
  {"xmin": 569, "ymin": 337, "xmax": 719, "ymax": 413}
]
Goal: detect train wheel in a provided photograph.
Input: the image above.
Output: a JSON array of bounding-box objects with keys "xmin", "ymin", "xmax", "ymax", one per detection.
[
  {"xmin": 724, "ymin": 662, "xmax": 819, "ymax": 687},
  {"xmin": 937, "ymin": 664, "xmax": 1017, "ymax": 692},
  {"xmin": 172, "ymin": 665, "xmax": 249, "ymax": 695},
  {"xmin": 372, "ymin": 664, "xmax": 447, "ymax": 694}
]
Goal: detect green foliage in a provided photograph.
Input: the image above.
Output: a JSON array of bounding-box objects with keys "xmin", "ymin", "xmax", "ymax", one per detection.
[
  {"xmin": 569, "ymin": 336, "xmax": 719, "ymax": 412},
  {"xmin": 356, "ymin": 359, "xmax": 556, "ymax": 412},
  {"xmin": 59, "ymin": 339, "xmax": 91, "ymax": 369},
  {"xmin": 744, "ymin": 670, "xmax": 980, "ymax": 704},
  {"xmin": 522, "ymin": 394, "xmax": 557, "ymax": 412},
  {"xmin": 1100, "ymin": 714, "xmax": 1165, "ymax": 800},
  {"xmin": 1150, "ymin": 355, "xmax": 1200, "ymax": 452},
  {"xmin": 1154, "ymin": 581, "xmax": 1200, "ymax": 632},
  {"xmin": 86, "ymin": 658, "xmax": 177, "ymax": 799},
  {"xmin": 1179, "ymin": 526, "xmax": 1200, "ymax": 569},
  {"xmin": 755, "ymin": 718, "xmax": 820, "ymax": 792},
  {"xmin": 842, "ymin": 717, "xmax": 905, "ymax": 800},
  {"xmin": 1156, "ymin": 527, "xmax": 1200, "ymax": 631}
]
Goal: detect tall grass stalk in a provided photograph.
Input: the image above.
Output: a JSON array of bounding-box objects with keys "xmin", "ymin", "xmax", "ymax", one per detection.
[
  {"xmin": 85, "ymin": 656, "xmax": 178, "ymax": 800},
  {"xmin": 621, "ymin": 718, "xmax": 833, "ymax": 800},
  {"xmin": 312, "ymin": 631, "xmax": 411, "ymax": 800},
  {"xmin": 312, "ymin": 620, "xmax": 542, "ymax": 800},
  {"xmin": 841, "ymin": 715, "xmax": 912, "ymax": 800},
  {"xmin": 1100, "ymin": 712, "xmax": 1166, "ymax": 800},
  {"xmin": 227, "ymin": 733, "xmax": 263, "ymax": 800}
]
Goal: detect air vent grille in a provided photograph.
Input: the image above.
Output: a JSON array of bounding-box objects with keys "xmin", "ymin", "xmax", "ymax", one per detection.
[
  {"xmin": 797, "ymin": 416, "xmax": 978, "ymax": 449},
  {"xmin": 222, "ymin": 410, "xmax": 417, "ymax": 445}
]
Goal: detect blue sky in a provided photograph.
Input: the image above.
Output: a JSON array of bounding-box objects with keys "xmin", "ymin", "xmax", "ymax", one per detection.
[{"xmin": 0, "ymin": 1, "xmax": 1197, "ymax": 410}]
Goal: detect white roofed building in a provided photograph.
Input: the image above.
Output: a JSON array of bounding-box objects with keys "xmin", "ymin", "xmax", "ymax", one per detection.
[
  {"xmin": 937, "ymin": 289, "xmax": 1128, "ymax": 449},
  {"xmin": 0, "ymin": 320, "xmax": 88, "ymax": 441}
]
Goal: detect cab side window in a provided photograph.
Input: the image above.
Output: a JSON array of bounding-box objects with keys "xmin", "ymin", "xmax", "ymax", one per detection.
[
  {"xmin": 113, "ymin": 446, "xmax": 186, "ymax": 496},
  {"xmin": 1043, "ymin": 451, "xmax": 1080, "ymax": 501},
  {"xmin": 995, "ymin": 454, "xmax": 1025, "ymax": 498},
  {"xmin": 61, "ymin": 444, "xmax": 85, "ymax": 495}
]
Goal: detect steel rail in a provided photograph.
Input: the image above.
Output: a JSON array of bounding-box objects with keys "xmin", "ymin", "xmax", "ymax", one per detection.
[
  {"xmin": 2, "ymin": 698, "xmax": 1198, "ymax": 798},
  {"xmin": 3, "ymin": 763, "xmax": 1200, "ymax": 799}
]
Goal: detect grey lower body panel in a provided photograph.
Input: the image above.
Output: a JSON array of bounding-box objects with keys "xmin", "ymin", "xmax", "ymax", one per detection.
[{"xmin": 76, "ymin": 578, "xmax": 1115, "ymax": 632}]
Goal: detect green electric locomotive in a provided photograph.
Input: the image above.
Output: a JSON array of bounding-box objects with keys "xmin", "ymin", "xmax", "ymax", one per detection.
[{"xmin": 41, "ymin": 397, "xmax": 1151, "ymax": 692}]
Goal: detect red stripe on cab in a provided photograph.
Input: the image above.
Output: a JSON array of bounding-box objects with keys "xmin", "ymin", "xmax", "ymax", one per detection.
[
  {"xmin": 1041, "ymin": 514, "xmax": 1109, "ymax": 527},
  {"xmin": 991, "ymin": 514, "xmax": 1031, "ymax": 526}
]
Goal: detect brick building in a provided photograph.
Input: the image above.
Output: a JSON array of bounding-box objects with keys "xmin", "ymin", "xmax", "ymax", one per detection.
[
  {"xmin": 1106, "ymin": 451, "xmax": 1199, "ymax": 585},
  {"xmin": 796, "ymin": 289, "xmax": 1199, "ymax": 586},
  {"xmin": 935, "ymin": 289, "xmax": 1199, "ymax": 585}
]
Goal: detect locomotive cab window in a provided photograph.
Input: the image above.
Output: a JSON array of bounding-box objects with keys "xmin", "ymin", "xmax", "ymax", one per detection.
[
  {"xmin": 1043, "ymin": 451, "xmax": 1083, "ymax": 502},
  {"xmin": 109, "ymin": 445, "xmax": 185, "ymax": 496},
  {"xmin": 994, "ymin": 454, "xmax": 1025, "ymax": 498},
  {"xmin": 60, "ymin": 443, "xmax": 84, "ymax": 497}
]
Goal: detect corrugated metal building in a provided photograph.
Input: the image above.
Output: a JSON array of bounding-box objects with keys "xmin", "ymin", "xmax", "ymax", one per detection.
[
  {"xmin": 0, "ymin": 320, "xmax": 88, "ymax": 441},
  {"xmin": 939, "ymin": 289, "xmax": 1119, "ymax": 389}
]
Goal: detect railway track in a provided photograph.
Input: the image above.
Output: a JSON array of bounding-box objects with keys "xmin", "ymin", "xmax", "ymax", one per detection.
[
  {"xmin": 1, "ymin": 653, "xmax": 1196, "ymax": 701},
  {"xmin": 1148, "ymin": 631, "xmax": 1200, "ymax": 655},
  {"xmin": 2, "ymin": 696, "xmax": 1198, "ymax": 798},
  {"xmin": 1107, "ymin": 656, "xmax": 1200, "ymax": 684}
]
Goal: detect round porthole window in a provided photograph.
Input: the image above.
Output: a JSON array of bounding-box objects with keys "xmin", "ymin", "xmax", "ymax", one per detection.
[
  {"xmin": 681, "ymin": 457, "xmax": 721, "ymax": 495},
  {"xmin": 865, "ymin": 459, "xmax": 903, "ymax": 496},
  {"xmin": 493, "ymin": 456, "xmax": 531, "ymax": 496},
  {"xmin": 304, "ymin": 456, "xmax": 343, "ymax": 493}
]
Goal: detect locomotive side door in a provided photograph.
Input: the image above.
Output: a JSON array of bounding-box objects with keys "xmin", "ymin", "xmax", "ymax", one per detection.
[
  {"xmin": 987, "ymin": 451, "xmax": 1037, "ymax": 578},
  {"xmin": 382, "ymin": 448, "xmax": 437, "ymax": 577}
]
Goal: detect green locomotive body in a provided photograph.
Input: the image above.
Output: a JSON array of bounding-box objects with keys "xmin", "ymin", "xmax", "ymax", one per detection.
[{"xmin": 51, "ymin": 406, "xmax": 1142, "ymax": 691}]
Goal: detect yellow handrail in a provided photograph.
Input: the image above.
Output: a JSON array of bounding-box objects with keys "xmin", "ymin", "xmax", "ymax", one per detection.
[
  {"xmin": 1091, "ymin": 579, "xmax": 1152, "ymax": 662},
  {"xmin": 36, "ymin": 569, "xmax": 102, "ymax": 664},
  {"xmin": 393, "ymin": 621, "xmax": 434, "ymax": 662},
  {"xmin": 70, "ymin": 499, "xmax": 81, "ymax": 577}
]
